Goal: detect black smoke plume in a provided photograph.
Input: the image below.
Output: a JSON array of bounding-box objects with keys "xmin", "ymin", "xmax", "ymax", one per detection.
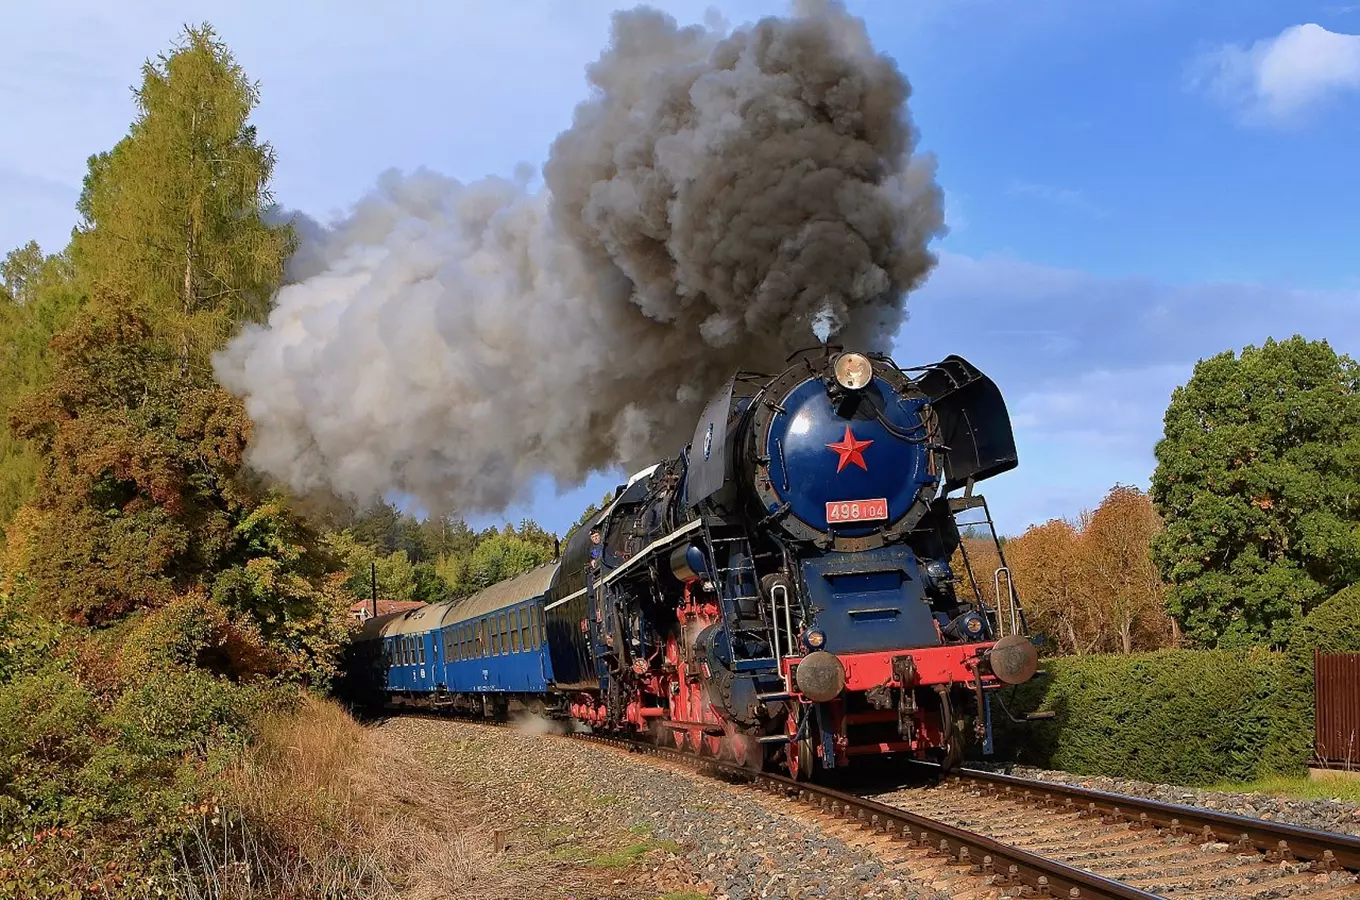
[{"xmin": 214, "ymin": 0, "xmax": 945, "ymax": 514}]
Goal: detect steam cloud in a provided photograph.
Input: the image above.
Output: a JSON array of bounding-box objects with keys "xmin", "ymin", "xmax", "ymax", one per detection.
[{"xmin": 214, "ymin": 0, "xmax": 946, "ymax": 515}]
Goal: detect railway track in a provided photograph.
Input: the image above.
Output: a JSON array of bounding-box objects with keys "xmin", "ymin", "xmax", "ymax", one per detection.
[
  {"xmin": 573, "ymin": 731, "xmax": 1155, "ymax": 899},
  {"xmin": 395, "ymin": 711, "xmax": 1360, "ymax": 898},
  {"xmin": 869, "ymin": 769, "xmax": 1360, "ymax": 899},
  {"xmin": 572, "ymin": 732, "xmax": 1360, "ymax": 899}
]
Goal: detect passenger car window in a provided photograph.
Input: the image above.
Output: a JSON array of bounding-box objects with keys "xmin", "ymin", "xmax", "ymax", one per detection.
[
  {"xmin": 510, "ymin": 611, "xmax": 520, "ymax": 653},
  {"xmin": 498, "ymin": 613, "xmax": 508, "ymax": 655}
]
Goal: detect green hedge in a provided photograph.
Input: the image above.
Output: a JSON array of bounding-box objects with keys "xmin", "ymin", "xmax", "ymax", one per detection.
[
  {"xmin": 989, "ymin": 584, "xmax": 1360, "ymax": 786},
  {"xmin": 991, "ymin": 649, "xmax": 1306, "ymax": 784}
]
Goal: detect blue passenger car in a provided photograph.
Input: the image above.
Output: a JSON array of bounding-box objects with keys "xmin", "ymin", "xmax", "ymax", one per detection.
[
  {"xmin": 438, "ymin": 564, "xmax": 557, "ymax": 696},
  {"xmin": 383, "ymin": 603, "xmax": 447, "ymax": 694},
  {"xmin": 344, "ymin": 563, "xmax": 561, "ymax": 715}
]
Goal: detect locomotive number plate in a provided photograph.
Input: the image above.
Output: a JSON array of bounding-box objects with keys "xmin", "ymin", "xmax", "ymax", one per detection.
[{"xmin": 825, "ymin": 498, "xmax": 888, "ymax": 523}]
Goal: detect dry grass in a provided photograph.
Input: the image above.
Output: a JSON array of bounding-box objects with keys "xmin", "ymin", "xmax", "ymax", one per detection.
[{"xmin": 170, "ymin": 698, "xmax": 514, "ymax": 900}]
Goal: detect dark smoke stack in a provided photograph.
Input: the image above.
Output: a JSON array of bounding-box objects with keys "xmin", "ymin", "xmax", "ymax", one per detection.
[{"xmin": 214, "ymin": 1, "xmax": 945, "ymax": 516}]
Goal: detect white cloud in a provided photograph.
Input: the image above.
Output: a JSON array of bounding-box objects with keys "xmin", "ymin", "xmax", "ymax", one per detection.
[
  {"xmin": 1188, "ymin": 23, "xmax": 1360, "ymax": 125},
  {"xmin": 896, "ymin": 251, "xmax": 1360, "ymax": 532}
]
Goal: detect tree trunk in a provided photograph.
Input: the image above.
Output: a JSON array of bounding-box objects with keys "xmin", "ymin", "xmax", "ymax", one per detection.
[{"xmin": 181, "ymin": 109, "xmax": 197, "ymax": 377}]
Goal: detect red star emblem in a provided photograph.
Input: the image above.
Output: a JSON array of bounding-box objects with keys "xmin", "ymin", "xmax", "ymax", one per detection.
[{"xmin": 826, "ymin": 425, "xmax": 873, "ymax": 472}]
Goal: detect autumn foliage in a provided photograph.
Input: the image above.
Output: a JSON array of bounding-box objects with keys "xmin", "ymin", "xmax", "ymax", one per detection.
[{"xmin": 962, "ymin": 485, "xmax": 1177, "ymax": 655}]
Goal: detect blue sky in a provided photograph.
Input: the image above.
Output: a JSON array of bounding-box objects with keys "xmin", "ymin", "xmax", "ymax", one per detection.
[{"xmin": 3, "ymin": 0, "xmax": 1358, "ymax": 536}]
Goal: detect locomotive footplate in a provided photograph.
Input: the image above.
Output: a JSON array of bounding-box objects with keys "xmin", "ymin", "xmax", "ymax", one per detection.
[{"xmin": 892, "ymin": 654, "xmax": 918, "ymax": 739}]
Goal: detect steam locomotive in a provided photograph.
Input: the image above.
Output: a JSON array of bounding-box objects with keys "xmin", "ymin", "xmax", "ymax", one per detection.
[{"xmin": 342, "ymin": 347, "xmax": 1040, "ymax": 779}]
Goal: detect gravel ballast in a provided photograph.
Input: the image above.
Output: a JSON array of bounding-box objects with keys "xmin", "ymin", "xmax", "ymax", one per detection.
[{"xmin": 383, "ymin": 716, "xmax": 950, "ymax": 900}]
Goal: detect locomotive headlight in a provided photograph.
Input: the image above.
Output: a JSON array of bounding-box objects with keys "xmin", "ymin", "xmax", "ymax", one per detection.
[
  {"xmin": 833, "ymin": 352, "xmax": 873, "ymax": 390},
  {"xmin": 804, "ymin": 628, "xmax": 827, "ymax": 650}
]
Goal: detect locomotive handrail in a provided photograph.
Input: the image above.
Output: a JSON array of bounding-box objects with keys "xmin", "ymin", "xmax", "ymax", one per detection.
[
  {"xmin": 993, "ymin": 566, "xmax": 1019, "ymax": 637},
  {"xmin": 769, "ymin": 581, "xmax": 795, "ymax": 681}
]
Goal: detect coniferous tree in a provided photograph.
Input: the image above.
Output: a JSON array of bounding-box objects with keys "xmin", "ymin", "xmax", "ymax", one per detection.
[
  {"xmin": 73, "ymin": 25, "xmax": 291, "ymax": 374},
  {"xmin": 7, "ymin": 26, "xmax": 348, "ymax": 676},
  {"xmin": 0, "ymin": 244, "xmax": 84, "ymax": 546}
]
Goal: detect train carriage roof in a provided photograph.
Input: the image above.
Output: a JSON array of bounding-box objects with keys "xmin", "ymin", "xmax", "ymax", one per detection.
[
  {"xmin": 374, "ymin": 562, "xmax": 560, "ymax": 640},
  {"xmin": 439, "ymin": 563, "xmax": 558, "ymax": 627},
  {"xmin": 354, "ymin": 609, "xmax": 406, "ymax": 641},
  {"xmin": 384, "ymin": 601, "xmax": 450, "ymax": 637}
]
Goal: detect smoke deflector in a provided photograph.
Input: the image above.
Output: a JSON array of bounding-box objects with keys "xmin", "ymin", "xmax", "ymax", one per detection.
[{"xmin": 915, "ymin": 355, "xmax": 1018, "ymax": 492}]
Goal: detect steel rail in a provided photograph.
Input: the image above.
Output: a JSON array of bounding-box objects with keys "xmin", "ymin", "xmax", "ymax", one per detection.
[
  {"xmin": 577, "ymin": 732, "xmax": 1160, "ymax": 900},
  {"xmin": 952, "ymin": 767, "xmax": 1360, "ymax": 876}
]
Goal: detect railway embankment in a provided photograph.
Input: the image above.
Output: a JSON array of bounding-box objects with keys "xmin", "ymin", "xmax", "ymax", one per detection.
[{"xmin": 386, "ymin": 715, "xmax": 955, "ymax": 900}]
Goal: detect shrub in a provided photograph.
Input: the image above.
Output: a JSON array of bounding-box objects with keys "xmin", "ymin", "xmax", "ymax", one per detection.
[
  {"xmin": 993, "ymin": 648, "xmax": 1308, "ymax": 785},
  {"xmin": 170, "ymin": 697, "xmax": 488, "ymax": 899}
]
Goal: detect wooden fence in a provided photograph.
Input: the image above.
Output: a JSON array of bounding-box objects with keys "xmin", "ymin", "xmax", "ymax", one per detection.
[{"xmin": 1315, "ymin": 651, "xmax": 1360, "ymax": 769}]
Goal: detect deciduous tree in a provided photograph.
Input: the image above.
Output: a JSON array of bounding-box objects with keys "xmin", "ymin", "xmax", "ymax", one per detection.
[
  {"xmin": 1004, "ymin": 518, "xmax": 1096, "ymax": 655},
  {"xmin": 1082, "ymin": 486, "xmax": 1174, "ymax": 653},
  {"xmin": 1151, "ymin": 336, "xmax": 1360, "ymax": 648},
  {"xmin": 1004, "ymin": 486, "xmax": 1175, "ymax": 654}
]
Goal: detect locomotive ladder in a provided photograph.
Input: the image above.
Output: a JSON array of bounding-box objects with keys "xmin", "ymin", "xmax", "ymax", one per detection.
[
  {"xmin": 699, "ymin": 519, "xmax": 784, "ymax": 677},
  {"xmin": 595, "ymin": 579, "xmax": 632, "ymax": 725},
  {"xmin": 948, "ymin": 489, "xmax": 1028, "ymax": 638}
]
